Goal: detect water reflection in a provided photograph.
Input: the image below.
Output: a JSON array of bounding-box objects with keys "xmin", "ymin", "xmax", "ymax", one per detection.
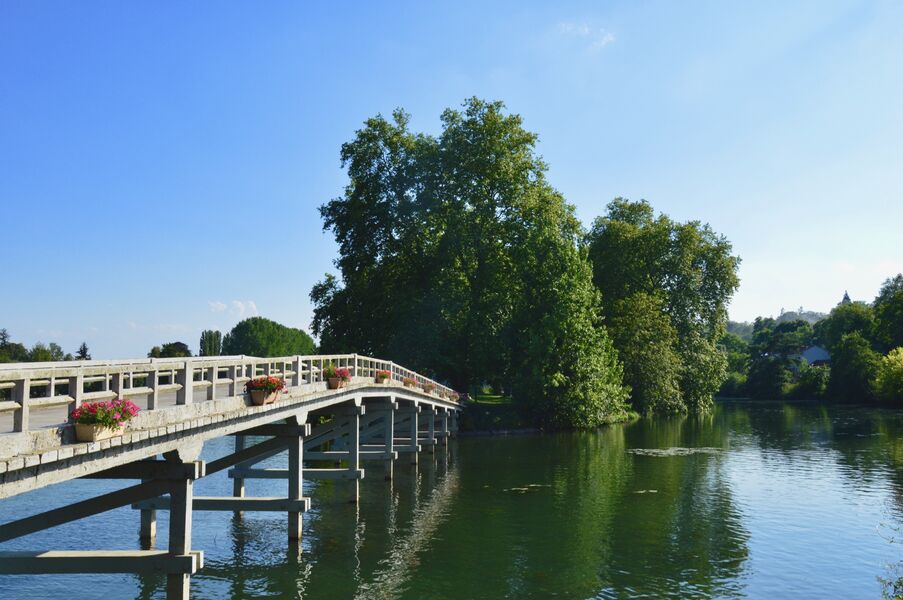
[{"xmin": 1, "ymin": 403, "xmax": 902, "ymax": 599}]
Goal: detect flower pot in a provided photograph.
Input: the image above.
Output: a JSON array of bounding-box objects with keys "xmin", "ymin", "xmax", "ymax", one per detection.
[
  {"xmin": 75, "ymin": 423, "xmax": 123, "ymax": 443},
  {"xmin": 250, "ymin": 389, "xmax": 280, "ymax": 406},
  {"xmin": 328, "ymin": 377, "xmax": 346, "ymax": 390},
  {"xmin": 376, "ymin": 377, "xmax": 390, "ymax": 385}
]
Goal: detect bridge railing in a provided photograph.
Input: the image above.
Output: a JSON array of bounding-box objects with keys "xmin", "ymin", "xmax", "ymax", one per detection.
[{"xmin": 0, "ymin": 354, "xmax": 458, "ymax": 434}]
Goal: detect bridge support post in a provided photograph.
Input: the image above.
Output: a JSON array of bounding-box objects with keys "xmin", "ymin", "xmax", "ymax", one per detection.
[
  {"xmin": 232, "ymin": 435, "xmax": 246, "ymax": 515},
  {"xmin": 349, "ymin": 402, "xmax": 361, "ymax": 504},
  {"xmin": 408, "ymin": 404, "xmax": 419, "ymax": 465},
  {"xmin": 439, "ymin": 408, "xmax": 449, "ymax": 446},
  {"xmin": 287, "ymin": 417, "xmax": 305, "ymax": 541},
  {"xmin": 450, "ymin": 410, "xmax": 458, "ymax": 436},
  {"xmin": 385, "ymin": 396, "xmax": 395, "ymax": 480},
  {"xmin": 140, "ymin": 478, "xmax": 156, "ymax": 547},
  {"xmin": 166, "ymin": 473, "xmax": 194, "ymax": 600},
  {"xmin": 427, "ymin": 406, "xmax": 436, "ymax": 453}
]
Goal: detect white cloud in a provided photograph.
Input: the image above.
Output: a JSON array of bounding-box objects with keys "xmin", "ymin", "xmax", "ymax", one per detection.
[
  {"xmin": 230, "ymin": 300, "xmax": 259, "ymax": 319},
  {"xmin": 208, "ymin": 300, "xmax": 227, "ymax": 313},
  {"xmin": 556, "ymin": 21, "xmax": 616, "ymax": 52}
]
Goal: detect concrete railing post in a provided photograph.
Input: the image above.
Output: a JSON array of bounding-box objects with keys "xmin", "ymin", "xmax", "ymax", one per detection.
[
  {"xmin": 67, "ymin": 371, "xmax": 84, "ymax": 416},
  {"xmin": 175, "ymin": 360, "xmax": 194, "ymax": 406},
  {"xmin": 12, "ymin": 378, "xmax": 30, "ymax": 433}
]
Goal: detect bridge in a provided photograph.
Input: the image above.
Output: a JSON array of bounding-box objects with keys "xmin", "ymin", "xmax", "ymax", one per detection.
[{"xmin": 0, "ymin": 353, "xmax": 461, "ymax": 599}]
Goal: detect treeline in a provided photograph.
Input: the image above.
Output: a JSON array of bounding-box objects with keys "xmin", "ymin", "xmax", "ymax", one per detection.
[
  {"xmin": 0, "ymin": 329, "xmax": 90, "ymax": 363},
  {"xmin": 310, "ymin": 98, "xmax": 740, "ymax": 428},
  {"xmin": 148, "ymin": 317, "xmax": 316, "ymax": 359},
  {"xmin": 720, "ymin": 278, "xmax": 903, "ymax": 403}
]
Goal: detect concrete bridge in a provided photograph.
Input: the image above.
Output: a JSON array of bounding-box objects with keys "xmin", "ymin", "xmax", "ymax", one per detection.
[{"xmin": 0, "ymin": 353, "xmax": 461, "ymax": 599}]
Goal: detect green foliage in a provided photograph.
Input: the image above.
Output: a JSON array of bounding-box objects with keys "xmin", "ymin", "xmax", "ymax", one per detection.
[
  {"xmin": 874, "ymin": 274, "xmax": 903, "ymax": 352},
  {"xmin": 744, "ymin": 318, "xmax": 814, "ymax": 399},
  {"xmin": 585, "ymin": 198, "xmax": 740, "ymax": 414},
  {"xmin": 28, "ymin": 342, "xmax": 72, "ymax": 362},
  {"xmin": 727, "ymin": 321, "xmax": 754, "ymax": 341},
  {"xmin": 148, "ymin": 341, "xmax": 191, "ymax": 358},
  {"xmin": 828, "ymin": 332, "xmax": 881, "ymax": 401},
  {"xmin": 746, "ymin": 356, "xmax": 791, "ymax": 399},
  {"xmin": 75, "ymin": 342, "xmax": 91, "ymax": 360},
  {"xmin": 0, "ymin": 328, "xmax": 30, "ymax": 363},
  {"xmin": 794, "ymin": 363, "xmax": 830, "ymax": 399},
  {"xmin": 718, "ymin": 371, "xmax": 747, "ymax": 397},
  {"xmin": 719, "ymin": 332, "xmax": 750, "ymax": 374},
  {"xmin": 311, "ymin": 98, "xmax": 627, "ymax": 427},
  {"xmin": 875, "ymin": 347, "xmax": 903, "ymax": 403},
  {"xmin": 814, "ymin": 301, "xmax": 874, "ymax": 351},
  {"xmin": 608, "ymin": 293, "xmax": 682, "ymax": 414},
  {"xmin": 222, "ymin": 317, "xmax": 315, "ymax": 357},
  {"xmin": 199, "ymin": 330, "xmax": 222, "ymax": 357}
]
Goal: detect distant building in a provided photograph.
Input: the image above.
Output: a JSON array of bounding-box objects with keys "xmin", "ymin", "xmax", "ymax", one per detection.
[{"xmin": 800, "ymin": 345, "xmax": 831, "ymax": 366}]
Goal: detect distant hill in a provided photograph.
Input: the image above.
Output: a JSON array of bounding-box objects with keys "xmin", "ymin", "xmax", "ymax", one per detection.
[
  {"xmin": 776, "ymin": 309, "xmax": 827, "ymax": 325},
  {"xmin": 728, "ymin": 308, "xmax": 826, "ymax": 342}
]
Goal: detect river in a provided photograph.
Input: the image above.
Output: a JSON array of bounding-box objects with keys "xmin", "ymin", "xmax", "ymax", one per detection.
[{"xmin": 1, "ymin": 401, "xmax": 901, "ymax": 599}]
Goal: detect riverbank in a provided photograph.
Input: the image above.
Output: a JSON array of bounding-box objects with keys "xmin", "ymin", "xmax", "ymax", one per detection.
[{"xmin": 460, "ymin": 394, "xmax": 638, "ymax": 435}]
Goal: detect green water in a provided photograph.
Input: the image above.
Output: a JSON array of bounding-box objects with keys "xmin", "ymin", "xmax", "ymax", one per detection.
[{"xmin": 1, "ymin": 401, "xmax": 902, "ymax": 599}]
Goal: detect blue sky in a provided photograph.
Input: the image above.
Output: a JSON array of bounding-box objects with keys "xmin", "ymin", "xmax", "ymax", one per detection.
[{"xmin": 2, "ymin": 1, "xmax": 901, "ymax": 358}]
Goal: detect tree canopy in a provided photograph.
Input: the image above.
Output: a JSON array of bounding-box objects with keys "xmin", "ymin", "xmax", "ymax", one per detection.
[
  {"xmin": 873, "ymin": 274, "xmax": 903, "ymax": 352},
  {"xmin": 148, "ymin": 342, "xmax": 191, "ymax": 358},
  {"xmin": 586, "ymin": 199, "xmax": 740, "ymax": 412},
  {"xmin": 222, "ymin": 317, "xmax": 315, "ymax": 357},
  {"xmin": 311, "ymin": 98, "xmax": 628, "ymax": 427},
  {"xmin": 199, "ymin": 330, "xmax": 222, "ymax": 357}
]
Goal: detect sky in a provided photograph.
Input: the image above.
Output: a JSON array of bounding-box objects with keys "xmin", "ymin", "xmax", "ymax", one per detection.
[{"xmin": 1, "ymin": 1, "xmax": 902, "ymax": 358}]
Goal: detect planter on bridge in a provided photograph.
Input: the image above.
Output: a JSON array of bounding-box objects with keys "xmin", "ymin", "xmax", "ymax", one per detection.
[
  {"xmin": 375, "ymin": 370, "xmax": 391, "ymax": 385},
  {"xmin": 402, "ymin": 377, "xmax": 417, "ymax": 388},
  {"xmin": 246, "ymin": 376, "xmax": 285, "ymax": 406},
  {"xmin": 75, "ymin": 423, "xmax": 124, "ymax": 442},
  {"xmin": 324, "ymin": 364, "xmax": 351, "ymax": 390},
  {"xmin": 70, "ymin": 398, "xmax": 140, "ymax": 442}
]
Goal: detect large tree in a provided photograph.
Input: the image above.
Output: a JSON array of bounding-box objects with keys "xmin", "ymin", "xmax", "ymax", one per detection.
[
  {"xmin": 828, "ymin": 332, "xmax": 881, "ymax": 401},
  {"xmin": 813, "ymin": 299, "xmax": 874, "ymax": 351},
  {"xmin": 222, "ymin": 317, "xmax": 315, "ymax": 358},
  {"xmin": 312, "ymin": 98, "xmax": 627, "ymax": 427},
  {"xmin": 586, "ymin": 199, "xmax": 740, "ymax": 412},
  {"xmin": 874, "ymin": 274, "xmax": 903, "ymax": 352},
  {"xmin": 199, "ymin": 330, "xmax": 223, "ymax": 357},
  {"xmin": 148, "ymin": 342, "xmax": 191, "ymax": 358}
]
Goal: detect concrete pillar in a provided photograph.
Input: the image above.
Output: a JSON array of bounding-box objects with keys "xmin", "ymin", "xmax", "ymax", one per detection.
[
  {"xmin": 146, "ymin": 370, "xmax": 158, "ymax": 410},
  {"xmin": 427, "ymin": 407, "xmax": 436, "ymax": 453},
  {"xmin": 176, "ymin": 360, "xmax": 194, "ymax": 406},
  {"xmin": 409, "ymin": 404, "xmax": 419, "ymax": 465},
  {"xmin": 140, "ymin": 477, "xmax": 156, "ymax": 548},
  {"xmin": 440, "ymin": 408, "xmax": 449, "ymax": 446},
  {"xmin": 232, "ymin": 436, "xmax": 245, "ymax": 515},
  {"xmin": 166, "ymin": 476, "xmax": 194, "ymax": 600},
  {"xmin": 384, "ymin": 398, "xmax": 395, "ymax": 481},
  {"xmin": 349, "ymin": 407, "xmax": 360, "ymax": 503},
  {"xmin": 288, "ymin": 425, "xmax": 304, "ymax": 541},
  {"xmin": 12, "ymin": 378, "xmax": 30, "ymax": 433}
]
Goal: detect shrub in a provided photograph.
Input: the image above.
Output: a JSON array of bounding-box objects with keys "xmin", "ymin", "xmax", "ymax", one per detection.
[{"xmin": 876, "ymin": 347, "xmax": 903, "ymax": 403}]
